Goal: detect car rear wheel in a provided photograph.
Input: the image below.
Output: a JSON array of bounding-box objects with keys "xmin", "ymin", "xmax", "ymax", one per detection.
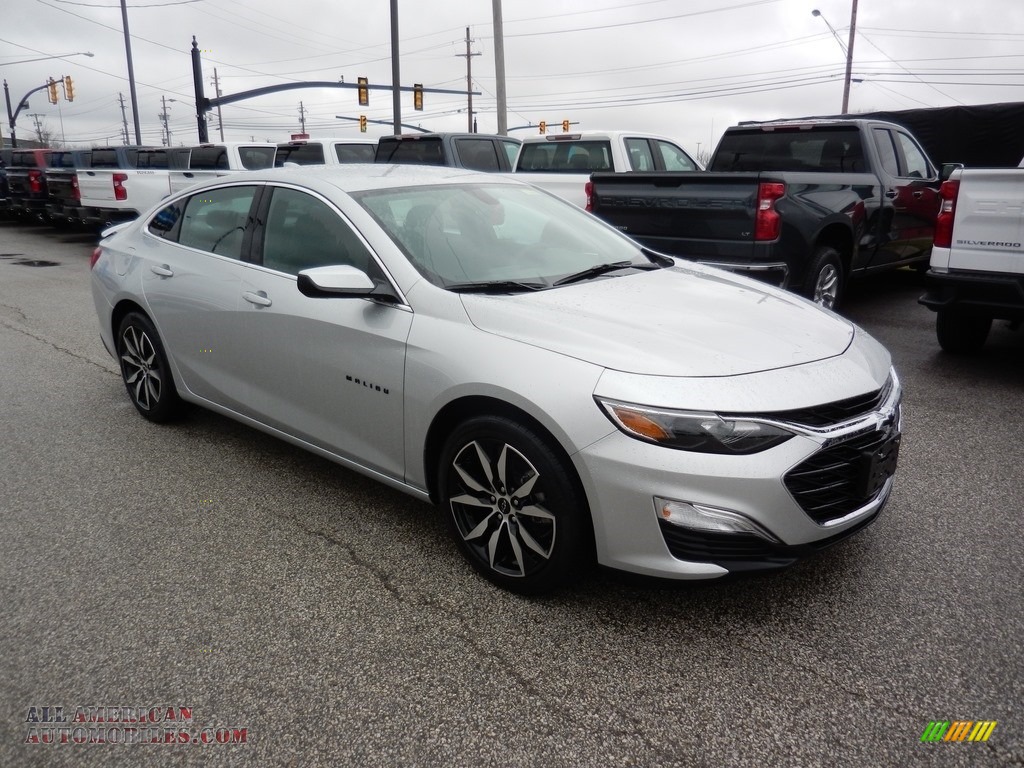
[
  {"xmin": 439, "ymin": 415, "xmax": 588, "ymax": 594},
  {"xmin": 805, "ymin": 246, "xmax": 844, "ymax": 310},
  {"xmin": 116, "ymin": 312, "xmax": 182, "ymax": 422},
  {"xmin": 936, "ymin": 310, "xmax": 992, "ymax": 354}
]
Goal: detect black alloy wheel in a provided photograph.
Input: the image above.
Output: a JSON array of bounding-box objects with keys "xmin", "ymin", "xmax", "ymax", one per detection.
[
  {"xmin": 116, "ymin": 312, "xmax": 182, "ymax": 422},
  {"xmin": 439, "ymin": 415, "xmax": 589, "ymax": 595}
]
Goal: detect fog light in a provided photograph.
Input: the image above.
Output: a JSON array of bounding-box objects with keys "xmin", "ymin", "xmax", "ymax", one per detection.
[{"xmin": 655, "ymin": 497, "xmax": 780, "ymax": 542}]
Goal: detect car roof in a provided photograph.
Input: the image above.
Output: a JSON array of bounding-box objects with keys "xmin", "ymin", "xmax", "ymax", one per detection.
[{"xmin": 196, "ymin": 162, "xmax": 522, "ymax": 194}]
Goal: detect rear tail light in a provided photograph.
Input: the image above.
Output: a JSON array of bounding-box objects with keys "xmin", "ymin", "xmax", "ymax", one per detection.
[
  {"xmin": 90, "ymin": 247, "xmax": 102, "ymax": 269},
  {"xmin": 113, "ymin": 172, "xmax": 128, "ymax": 201},
  {"xmin": 72, "ymin": 175, "xmax": 80, "ymax": 202},
  {"xmin": 28, "ymin": 169, "xmax": 43, "ymax": 194},
  {"xmin": 934, "ymin": 179, "xmax": 959, "ymax": 249},
  {"xmin": 584, "ymin": 181, "xmax": 594, "ymax": 212},
  {"xmin": 754, "ymin": 182, "xmax": 785, "ymax": 241}
]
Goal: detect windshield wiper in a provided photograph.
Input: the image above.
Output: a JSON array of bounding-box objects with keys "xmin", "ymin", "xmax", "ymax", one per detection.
[
  {"xmin": 445, "ymin": 280, "xmax": 548, "ymax": 294},
  {"xmin": 553, "ymin": 260, "xmax": 657, "ymax": 286}
]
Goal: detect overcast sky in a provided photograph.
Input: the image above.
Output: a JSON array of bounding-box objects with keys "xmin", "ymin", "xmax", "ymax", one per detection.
[{"xmin": 4, "ymin": 0, "xmax": 1023, "ymax": 158}]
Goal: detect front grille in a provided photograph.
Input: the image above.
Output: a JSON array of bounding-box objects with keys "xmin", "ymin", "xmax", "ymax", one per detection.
[
  {"xmin": 658, "ymin": 511, "xmax": 879, "ymax": 572},
  {"xmin": 784, "ymin": 427, "xmax": 900, "ymax": 524},
  {"xmin": 761, "ymin": 376, "xmax": 892, "ymax": 427}
]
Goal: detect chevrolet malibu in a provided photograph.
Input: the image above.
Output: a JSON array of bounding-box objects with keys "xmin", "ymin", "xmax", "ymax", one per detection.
[{"xmin": 90, "ymin": 165, "xmax": 901, "ymax": 594}]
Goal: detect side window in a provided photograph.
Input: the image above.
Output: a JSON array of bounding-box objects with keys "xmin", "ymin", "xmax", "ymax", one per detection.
[
  {"xmin": 499, "ymin": 140, "xmax": 520, "ymax": 168},
  {"xmin": 656, "ymin": 140, "xmax": 697, "ymax": 171},
  {"xmin": 872, "ymin": 129, "xmax": 900, "ymax": 177},
  {"xmin": 177, "ymin": 185, "xmax": 257, "ymax": 258},
  {"xmin": 455, "ymin": 139, "xmax": 501, "ymax": 172},
  {"xmin": 335, "ymin": 144, "xmax": 375, "ymax": 163},
  {"xmin": 148, "ymin": 200, "xmax": 184, "ymax": 240},
  {"xmin": 894, "ymin": 131, "xmax": 932, "ymax": 179},
  {"xmin": 261, "ymin": 187, "xmax": 373, "ymax": 275},
  {"xmin": 625, "ymin": 138, "xmax": 655, "ymax": 171}
]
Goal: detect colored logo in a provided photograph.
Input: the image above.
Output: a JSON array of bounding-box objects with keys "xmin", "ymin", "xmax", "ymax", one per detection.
[{"xmin": 921, "ymin": 721, "xmax": 997, "ymax": 742}]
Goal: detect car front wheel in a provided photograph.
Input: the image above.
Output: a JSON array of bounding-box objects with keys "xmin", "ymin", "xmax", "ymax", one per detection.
[
  {"xmin": 439, "ymin": 415, "xmax": 589, "ymax": 594},
  {"xmin": 116, "ymin": 311, "xmax": 182, "ymax": 422}
]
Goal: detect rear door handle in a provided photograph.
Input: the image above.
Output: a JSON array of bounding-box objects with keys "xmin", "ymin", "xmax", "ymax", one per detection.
[
  {"xmin": 150, "ymin": 264, "xmax": 173, "ymax": 277},
  {"xmin": 912, "ymin": 190, "xmax": 924, "ymax": 199},
  {"xmin": 243, "ymin": 290, "xmax": 272, "ymax": 307},
  {"xmin": 884, "ymin": 189, "xmax": 899, "ymax": 200}
]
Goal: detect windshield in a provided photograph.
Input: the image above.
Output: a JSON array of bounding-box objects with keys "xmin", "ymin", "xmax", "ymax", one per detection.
[{"xmin": 353, "ymin": 183, "xmax": 651, "ymax": 289}]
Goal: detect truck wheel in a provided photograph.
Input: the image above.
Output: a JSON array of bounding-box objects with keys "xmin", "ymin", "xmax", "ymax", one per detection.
[
  {"xmin": 936, "ymin": 311, "xmax": 992, "ymax": 354},
  {"xmin": 805, "ymin": 247, "xmax": 844, "ymax": 310}
]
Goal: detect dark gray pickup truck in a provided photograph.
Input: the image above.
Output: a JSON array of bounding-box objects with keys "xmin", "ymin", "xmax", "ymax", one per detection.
[{"xmin": 587, "ymin": 119, "xmax": 945, "ymax": 308}]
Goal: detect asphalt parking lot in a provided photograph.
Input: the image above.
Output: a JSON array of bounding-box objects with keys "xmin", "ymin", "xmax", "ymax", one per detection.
[{"xmin": 0, "ymin": 219, "xmax": 1021, "ymax": 768}]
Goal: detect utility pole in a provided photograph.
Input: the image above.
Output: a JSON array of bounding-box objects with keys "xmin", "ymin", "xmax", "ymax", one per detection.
[
  {"xmin": 211, "ymin": 68, "xmax": 225, "ymax": 141},
  {"xmin": 118, "ymin": 93, "xmax": 130, "ymax": 145},
  {"xmin": 492, "ymin": 0, "xmax": 507, "ymax": 135},
  {"xmin": 159, "ymin": 95, "xmax": 171, "ymax": 146},
  {"xmin": 456, "ymin": 27, "xmax": 480, "ymax": 133},
  {"xmin": 298, "ymin": 100, "xmax": 307, "ymax": 134},
  {"xmin": 121, "ymin": 0, "xmax": 142, "ymax": 144},
  {"xmin": 28, "ymin": 113, "xmax": 45, "ymax": 144}
]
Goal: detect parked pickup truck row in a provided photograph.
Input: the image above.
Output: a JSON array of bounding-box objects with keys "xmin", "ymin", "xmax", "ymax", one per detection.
[{"xmin": 587, "ymin": 118, "xmax": 946, "ymax": 308}]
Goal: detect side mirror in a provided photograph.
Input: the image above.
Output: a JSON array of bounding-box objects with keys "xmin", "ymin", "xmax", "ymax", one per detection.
[
  {"xmin": 296, "ymin": 264, "xmax": 400, "ymax": 303},
  {"xmin": 940, "ymin": 162, "xmax": 964, "ymax": 181}
]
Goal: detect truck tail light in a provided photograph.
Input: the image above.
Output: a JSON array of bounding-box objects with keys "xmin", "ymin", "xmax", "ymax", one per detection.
[
  {"xmin": 934, "ymin": 179, "xmax": 959, "ymax": 249},
  {"xmin": 72, "ymin": 174, "xmax": 81, "ymax": 201},
  {"xmin": 754, "ymin": 182, "xmax": 785, "ymax": 241},
  {"xmin": 28, "ymin": 169, "xmax": 43, "ymax": 194},
  {"xmin": 113, "ymin": 172, "xmax": 128, "ymax": 201},
  {"xmin": 584, "ymin": 181, "xmax": 594, "ymax": 212}
]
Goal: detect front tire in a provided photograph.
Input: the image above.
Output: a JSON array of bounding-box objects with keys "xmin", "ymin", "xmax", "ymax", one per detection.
[
  {"xmin": 936, "ymin": 310, "xmax": 992, "ymax": 354},
  {"xmin": 438, "ymin": 415, "xmax": 589, "ymax": 595},
  {"xmin": 804, "ymin": 246, "xmax": 845, "ymax": 310},
  {"xmin": 116, "ymin": 312, "xmax": 182, "ymax": 422}
]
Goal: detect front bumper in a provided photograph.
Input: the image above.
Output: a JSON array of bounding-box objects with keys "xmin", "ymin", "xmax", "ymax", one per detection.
[{"xmin": 575, "ymin": 370, "xmax": 901, "ymax": 579}]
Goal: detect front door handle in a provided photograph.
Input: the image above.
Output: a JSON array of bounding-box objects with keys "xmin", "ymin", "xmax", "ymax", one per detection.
[
  {"xmin": 243, "ymin": 290, "xmax": 272, "ymax": 307},
  {"xmin": 884, "ymin": 189, "xmax": 899, "ymax": 200},
  {"xmin": 150, "ymin": 264, "xmax": 173, "ymax": 277}
]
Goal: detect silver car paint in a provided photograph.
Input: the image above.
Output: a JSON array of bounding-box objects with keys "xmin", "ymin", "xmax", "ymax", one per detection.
[{"xmin": 91, "ymin": 166, "xmax": 898, "ymax": 580}]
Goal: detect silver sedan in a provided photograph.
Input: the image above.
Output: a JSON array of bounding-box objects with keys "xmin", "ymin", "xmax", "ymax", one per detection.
[{"xmin": 90, "ymin": 165, "xmax": 902, "ymax": 594}]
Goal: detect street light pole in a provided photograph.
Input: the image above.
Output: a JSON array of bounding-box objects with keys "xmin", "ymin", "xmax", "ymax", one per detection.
[
  {"xmin": 841, "ymin": 0, "xmax": 858, "ymax": 114},
  {"xmin": 812, "ymin": 2, "xmax": 858, "ymax": 113}
]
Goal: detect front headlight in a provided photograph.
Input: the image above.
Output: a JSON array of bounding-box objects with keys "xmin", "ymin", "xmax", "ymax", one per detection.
[{"xmin": 596, "ymin": 398, "xmax": 794, "ymax": 455}]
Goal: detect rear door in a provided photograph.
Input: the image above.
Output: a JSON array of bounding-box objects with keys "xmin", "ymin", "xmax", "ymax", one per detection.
[
  {"xmin": 870, "ymin": 125, "xmax": 941, "ymax": 267},
  {"xmin": 140, "ymin": 183, "xmax": 262, "ymax": 408}
]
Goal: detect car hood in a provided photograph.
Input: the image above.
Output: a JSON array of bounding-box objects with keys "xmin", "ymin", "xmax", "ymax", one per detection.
[{"xmin": 460, "ymin": 265, "xmax": 855, "ymax": 377}]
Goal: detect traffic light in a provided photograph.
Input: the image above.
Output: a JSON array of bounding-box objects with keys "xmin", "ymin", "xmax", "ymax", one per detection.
[
  {"xmin": 47, "ymin": 78, "xmax": 59, "ymax": 105},
  {"xmin": 413, "ymin": 83, "xmax": 423, "ymax": 111},
  {"xmin": 539, "ymin": 121, "xmax": 546, "ymax": 135},
  {"xmin": 562, "ymin": 119, "xmax": 570, "ymax": 133},
  {"xmin": 358, "ymin": 76, "xmax": 369, "ymax": 107},
  {"xmin": 63, "ymin": 75, "xmax": 75, "ymax": 102},
  {"xmin": 359, "ymin": 115, "xmax": 367, "ymax": 133}
]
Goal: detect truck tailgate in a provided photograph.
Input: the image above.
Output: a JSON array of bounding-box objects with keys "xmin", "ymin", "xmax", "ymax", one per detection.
[
  {"xmin": 588, "ymin": 171, "xmax": 763, "ymax": 259},
  {"xmin": 78, "ymin": 170, "xmax": 115, "ymax": 203},
  {"xmin": 949, "ymin": 168, "xmax": 1024, "ymax": 275}
]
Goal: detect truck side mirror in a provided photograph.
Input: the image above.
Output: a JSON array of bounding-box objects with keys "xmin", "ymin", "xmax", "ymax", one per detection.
[{"xmin": 941, "ymin": 163, "xmax": 964, "ymax": 181}]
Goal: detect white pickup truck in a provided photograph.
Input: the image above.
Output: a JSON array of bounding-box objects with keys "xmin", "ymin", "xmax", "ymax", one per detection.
[
  {"xmin": 80, "ymin": 142, "xmax": 274, "ymax": 228},
  {"xmin": 511, "ymin": 130, "xmax": 701, "ymax": 207},
  {"xmin": 919, "ymin": 166, "xmax": 1024, "ymax": 352}
]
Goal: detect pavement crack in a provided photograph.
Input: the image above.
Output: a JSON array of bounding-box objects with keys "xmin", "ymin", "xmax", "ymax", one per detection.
[
  {"xmin": 0, "ymin": 302, "xmax": 29, "ymax": 323},
  {"xmin": 0, "ymin": 316, "xmax": 117, "ymax": 377}
]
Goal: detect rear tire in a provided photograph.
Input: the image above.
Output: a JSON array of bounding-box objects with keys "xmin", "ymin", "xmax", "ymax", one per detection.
[
  {"xmin": 936, "ymin": 310, "xmax": 992, "ymax": 354},
  {"xmin": 116, "ymin": 312, "xmax": 182, "ymax": 422},
  {"xmin": 804, "ymin": 246, "xmax": 844, "ymax": 310}
]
